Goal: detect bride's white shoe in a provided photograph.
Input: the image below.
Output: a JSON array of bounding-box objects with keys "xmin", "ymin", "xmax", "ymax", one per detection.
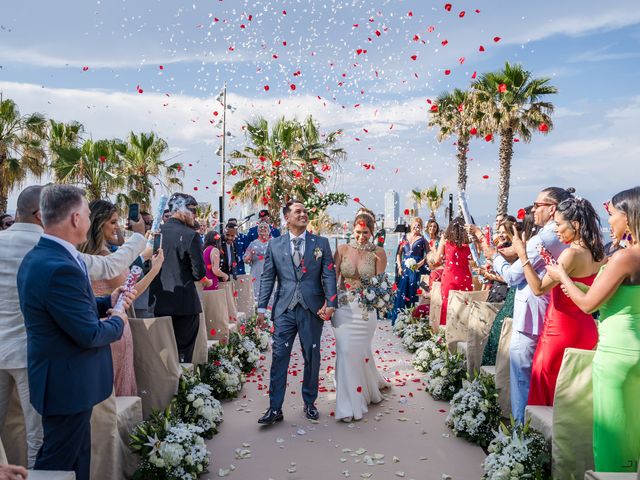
[{"xmin": 340, "ymin": 416, "xmax": 353, "ymax": 423}]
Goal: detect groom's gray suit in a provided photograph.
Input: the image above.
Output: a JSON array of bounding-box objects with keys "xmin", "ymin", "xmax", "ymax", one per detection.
[{"xmin": 258, "ymin": 231, "xmax": 337, "ymax": 410}]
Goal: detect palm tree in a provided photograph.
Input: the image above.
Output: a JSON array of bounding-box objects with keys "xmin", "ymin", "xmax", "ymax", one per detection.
[
  {"xmin": 428, "ymin": 88, "xmax": 478, "ymax": 196},
  {"xmin": 308, "ymin": 210, "xmax": 341, "ymax": 235},
  {"xmin": 48, "ymin": 119, "xmax": 84, "ymax": 152},
  {"xmin": 229, "ymin": 116, "xmax": 345, "ymax": 226},
  {"xmin": 50, "ymin": 138, "xmax": 127, "ymax": 201},
  {"xmin": 423, "ymin": 185, "xmax": 447, "ymax": 220},
  {"xmin": 0, "ymin": 97, "xmax": 48, "ymax": 212},
  {"xmin": 122, "ymin": 132, "xmax": 182, "ymax": 211},
  {"xmin": 473, "ymin": 62, "xmax": 557, "ymax": 215}
]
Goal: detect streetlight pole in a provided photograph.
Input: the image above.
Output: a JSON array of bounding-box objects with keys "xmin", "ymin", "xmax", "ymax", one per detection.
[{"xmin": 218, "ymin": 82, "xmax": 227, "ymax": 234}]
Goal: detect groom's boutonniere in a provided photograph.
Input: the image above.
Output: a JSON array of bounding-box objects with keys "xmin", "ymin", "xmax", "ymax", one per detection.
[{"xmin": 313, "ymin": 247, "xmax": 323, "ymax": 261}]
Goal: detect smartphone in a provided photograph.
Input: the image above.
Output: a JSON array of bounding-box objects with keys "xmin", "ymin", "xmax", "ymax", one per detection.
[
  {"xmin": 128, "ymin": 203, "xmax": 140, "ymax": 223},
  {"xmin": 152, "ymin": 233, "xmax": 162, "ymax": 255}
]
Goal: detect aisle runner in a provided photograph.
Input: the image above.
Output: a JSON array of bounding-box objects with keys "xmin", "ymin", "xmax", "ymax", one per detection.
[{"xmin": 206, "ymin": 321, "xmax": 485, "ymax": 480}]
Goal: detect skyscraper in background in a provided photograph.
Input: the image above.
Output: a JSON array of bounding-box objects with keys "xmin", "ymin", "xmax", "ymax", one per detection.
[{"xmin": 384, "ymin": 190, "xmax": 399, "ymax": 228}]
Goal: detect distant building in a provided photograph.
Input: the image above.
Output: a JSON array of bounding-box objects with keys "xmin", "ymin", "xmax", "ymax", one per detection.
[{"xmin": 384, "ymin": 190, "xmax": 399, "ymax": 228}]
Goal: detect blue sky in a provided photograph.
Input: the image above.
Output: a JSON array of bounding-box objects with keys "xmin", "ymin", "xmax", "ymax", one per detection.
[{"xmin": 2, "ymin": 0, "xmax": 639, "ymax": 224}]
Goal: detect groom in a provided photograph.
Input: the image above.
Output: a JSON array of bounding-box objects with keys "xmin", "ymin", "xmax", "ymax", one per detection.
[{"xmin": 256, "ymin": 200, "xmax": 337, "ymax": 425}]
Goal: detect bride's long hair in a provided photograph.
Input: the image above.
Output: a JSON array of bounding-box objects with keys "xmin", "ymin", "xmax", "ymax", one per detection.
[{"xmin": 353, "ymin": 208, "xmax": 376, "ymax": 235}]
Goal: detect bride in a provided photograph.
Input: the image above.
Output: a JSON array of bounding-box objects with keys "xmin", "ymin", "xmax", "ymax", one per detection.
[{"xmin": 332, "ymin": 209, "xmax": 390, "ymax": 422}]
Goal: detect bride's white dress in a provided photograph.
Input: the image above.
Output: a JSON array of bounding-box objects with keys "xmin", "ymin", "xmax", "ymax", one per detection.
[{"xmin": 332, "ymin": 248, "xmax": 389, "ymax": 421}]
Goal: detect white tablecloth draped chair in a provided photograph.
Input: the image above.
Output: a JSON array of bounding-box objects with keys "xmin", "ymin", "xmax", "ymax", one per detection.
[
  {"xmin": 220, "ymin": 282, "xmax": 239, "ymax": 321},
  {"xmin": 233, "ymin": 274, "xmax": 255, "ymax": 317},
  {"xmin": 465, "ymin": 301, "xmax": 503, "ymax": 374},
  {"xmin": 90, "ymin": 390, "xmax": 142, "ymax": 480},
  {"xmin": 202, "ymin": 289, "xmax": 234, "ymax": 341},
  {"xmin": 190, "ymin": 313, "xmax": 209, "ymax": 366},
  {"xmin": 428, "ymin": 282, "xmax": 443, "ymax": 332},
  {"xmin": 128, "ymin": 317, "xmax": 181, "ymax": 418},
  {"xmin": 444, "ymin": 289, "xmax": 489, "ymax": 353}
]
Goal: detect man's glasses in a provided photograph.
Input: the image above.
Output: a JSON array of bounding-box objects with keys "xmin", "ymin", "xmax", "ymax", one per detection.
[{"xmin": 532, "ymin": 202, "xmax": 556, "ymax": 209}]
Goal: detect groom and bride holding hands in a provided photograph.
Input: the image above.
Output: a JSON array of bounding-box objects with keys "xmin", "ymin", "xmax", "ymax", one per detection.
[{"xmin": 256, "ymin": 200, "xmax": 389, "ymax": 425}]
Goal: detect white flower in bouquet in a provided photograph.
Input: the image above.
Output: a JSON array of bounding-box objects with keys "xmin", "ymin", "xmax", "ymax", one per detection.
[
  {"xmin": 383, "ymin": 293, "xmax": 390, "ymax": 301},
  {"xmin": 424, "ymin": 351, "xmax": 465, "ymax": 401},
  {"xmin": 404, "ymin": 258, "xmax": 417, "ymax": 270},
  {"xmin": 159, "ymin": 442, "xmax": 186, "ymax": 467},
  {"xmin": 370, "ymin": 276, "xmax": 379, "ymax": 285},
  {"xmin": 380, "ymin": 281, "xmax": 388, "ymax": 289},
  {"xmin": 366, "ymin": 291, "xmax": 376, "ymax": 301}
]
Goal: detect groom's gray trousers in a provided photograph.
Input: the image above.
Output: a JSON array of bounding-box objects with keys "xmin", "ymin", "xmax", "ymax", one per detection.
[{"xmin": 269, "ymin": 304, "xmax": 324, "ymax": 410}]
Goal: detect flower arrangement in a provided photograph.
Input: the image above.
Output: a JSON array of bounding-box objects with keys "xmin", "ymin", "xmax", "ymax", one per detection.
[
  {"xmin": 401, "ymin": 321, "xmax": 433, "ymax": 353},
  {"xmin": 173, "ymin": 372, "xmax": 224, "ymax": 439},
  {"xmin": 445, "ymin": 372, "xmax": 502, "ymax": 447},
  {"xmin": 239, "ymin": 315, "xmax": 272, "ymax": 353},
  {"xmin": 200, "ymin": 347, "xmax": 244, "ymax": 400},
  {"xmin": 130, "ymin": 409, "xmax": 210, "ymax": 480},
  {"xmin": 352, "ymin": 272, "xmax": 396, "ymax": 319},
  {"xmin": 226, "ymin": 331, "xmax": 261, "ymax": 374},
  {"xmin": 482, "ymin": 421, "xmax": 551, "ymax": 480},
  {"xmin": 424, "ymin": 351, "xmax": 466, "ymax": 401},
  {"xmin": 404, "ymin": 257, "xmax": 418, "ymax": 271},
  {"xmin": 392, "ymin": 307, "xmax": 414, "ymax": 337},
  {"xmin": 412, "ymin": 332, "xmax": 446, "ymax": 372}
]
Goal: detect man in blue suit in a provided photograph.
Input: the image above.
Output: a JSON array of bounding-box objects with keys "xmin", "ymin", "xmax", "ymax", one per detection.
[
  {"xmin": 17, "ymin": 185, "xmax": 135, "ymax": 480},
  {"xmin": 256, "ymin": 200, "xmax": 337, "ymax": 425}
]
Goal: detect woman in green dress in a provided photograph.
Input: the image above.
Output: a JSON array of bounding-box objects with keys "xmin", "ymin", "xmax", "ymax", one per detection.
[{"xmin": 546, "ymin": 187, "xmax": 640, "ymax": 473}]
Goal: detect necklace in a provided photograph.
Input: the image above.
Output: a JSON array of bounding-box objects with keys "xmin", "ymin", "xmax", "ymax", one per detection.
[{"xmin": 348, "ymin": 239, "xmax": 376, "ymax": 252}]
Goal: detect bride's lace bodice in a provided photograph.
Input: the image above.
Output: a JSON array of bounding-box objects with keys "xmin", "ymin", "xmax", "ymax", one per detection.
[{"xmin": 339, "ymin": 244, "xmax": 377, "ymax": 301}]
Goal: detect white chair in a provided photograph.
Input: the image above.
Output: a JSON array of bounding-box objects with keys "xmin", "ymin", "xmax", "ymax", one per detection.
[{"xmin": 444, "ymin": 289, "xmax": 489, "ymax": 353}]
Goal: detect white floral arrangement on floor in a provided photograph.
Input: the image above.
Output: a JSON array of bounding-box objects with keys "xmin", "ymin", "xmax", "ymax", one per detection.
[
  {"xmin": 174, "ymin": 372, "xmax": 224, "ymax": 439},
  {"xmin": 482, "ymin": 421, "xmax": 550, "ymax": 480},
  {"xmin": 392, "ymin": 307, "xmax": 414, "ymax": 337},
  {"xmin": 401, "ymin": 321, "xmax": 432, "ymax": 353},
  {"xmin": 424, "ymin": 351, "xmax": 466, "ymax": 401},
  {"xmin": 240, "ymin": 315, "xmax": 272, "ymax": 352},
  {"xmin": 201, "ymin": 347, "xmax": 245, "ymax": 400},
  {"xmin": 445, "ymin": 372, "xmax": 502, "ymax": 447},
  {"xmin": 412, "ymin": 332, "xmax": 447, "ymax": 372},
  {"xmin": 130, "ymin": 410, "xmax": 210, "ymax": 480},
  {"xmin": 227, "ymin": 332, "xmax": 261, "ymax": 374}
]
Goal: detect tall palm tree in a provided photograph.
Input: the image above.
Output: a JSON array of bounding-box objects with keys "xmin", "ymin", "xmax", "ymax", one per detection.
[
  {"xmin": 428, "ymin": 88, "xmax": 478, "ymax": 196},
  {"xmin": 423, "ymin": 185, "xmax": 447, "ymax": 220},
  {"xmin": 229, "ymin": 116, "xmax": 345, "ymax": 226},
  {"xmin": 0, "ymin": 97, "xmax": 48, "ymax": 212},
  {"xmin": 50, "ymin": 138, "xmax": 126, "ymax": 201},
  {"xmin": 48, "ymin": 119, "xmax": 84, "ymax": 152},
  {"xmin": 122, "ymin": 131, "xmax": 182, "ymax": 211},
  {"xmin": 473, "ymin": 62, "xmax": 558, "ymax": 215}
]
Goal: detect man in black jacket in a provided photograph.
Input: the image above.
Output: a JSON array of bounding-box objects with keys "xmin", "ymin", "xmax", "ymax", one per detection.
[
  {"xmin": 149, "ymin": 193, "xmax": 212, "ymax": 362},
  {"xmin": 219, "ymin": 223, "xmax": 239, "ymax": 281}
]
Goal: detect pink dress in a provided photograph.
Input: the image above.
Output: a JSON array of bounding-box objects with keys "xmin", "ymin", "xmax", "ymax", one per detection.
[
  {"xmin": 93, "ymin": 271, "xmax": 138, "ymax": 397},
  {"xmin": 203, "ymin": 246, "xmax": 220, "ymax": 291}
]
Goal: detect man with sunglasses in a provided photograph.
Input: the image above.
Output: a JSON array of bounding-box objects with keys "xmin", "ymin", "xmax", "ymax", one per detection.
[
  {"xmin": 484, "ymin": 186, "xmax": 573, "ymax": 423},
  {"xmin": 149, "ymin": 193, "xmax": 212, "ymax": 363}
]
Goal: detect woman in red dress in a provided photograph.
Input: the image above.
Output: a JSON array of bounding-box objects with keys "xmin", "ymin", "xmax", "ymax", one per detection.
[
  {"xmin": 433, "ymin": 217, "xmax": 474, "ymax": 325},
  {"xmin": 513, "ymin": 197, "xmax": 605, "ymax": 405}
]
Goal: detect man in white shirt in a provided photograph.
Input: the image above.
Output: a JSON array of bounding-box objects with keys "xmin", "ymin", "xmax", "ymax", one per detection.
[{"xmin": 0, "ymin": 185, "xmax": 147, "ymax": 467}]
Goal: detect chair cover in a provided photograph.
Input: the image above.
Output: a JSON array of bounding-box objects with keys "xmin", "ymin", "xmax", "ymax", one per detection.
[
  {"xmin": 0, "ymin": 382, "xmax": 27, "ymax": 467},
  {"xmin": 220, "ymin": 282, "xmax": 239, "ymax": 320},
  {"xmin": 495, "ymin": 317, "xmax": 512, "ymax": 417},
  {"xmin": 0, "ymin": 435, "xmax": 7, "ymax": 464},
  {"xmin": 552, "ymin": 348, "xmax": 596, "ymax": 480},
  {"xmin": 525, "ymin": 405, "xmax": 553, "ymax": 444},
  {"xmin": 90, "ymin": 391, "xmax": 142, "ymax": 480},
  {"xmin": 191, "ymin": 313, "xmax": 208, "ymax": 367},
  {"xmin": 428, "ymin": 282, "xmax": 443, "ymax": 332},
  {"xmin": 27, "ymin": 472, "xmax": 76, "ymax": 480},
  {"xmin": 233, "ymin": 274, "xmax": 255, "ymax": 317},
  {"xmin": 201, "ymin": 289, "xmax": 232, "ymax": 341},
  {"xmin": 584, "ymin": 471, "xmax": 637, "ymax": 480},
  {"xmin": 129, "ymin": 317, "xmax": 181, "ymax": 418},
  {"xmin": 445, "ymin": 290, "xmax": 489, "ymax": 353},
  {"xmin": 466, "ymin": 301, "xmax": 503, "ymax": 375}
]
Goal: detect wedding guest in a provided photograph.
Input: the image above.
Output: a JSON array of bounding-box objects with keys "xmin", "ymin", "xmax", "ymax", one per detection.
[
  {"xmin": 546, "ymin": 187, "xmax": 640, "ymax": 473},
  {"xmin": 391, "ymin": 217, "xmax": 429, "ymax": 324},
  {"xmin": 203, "ymin": 231, "xmax": 224, "ymax": 291},
  {"xmin": 514, "ymin": 195, "xmax": 604, "ymax": 407},
  {"xmin": 487, "ymin": 187, "xmax": 572, "ymax": 423},
  {"xmin": 140, "ymin": 211, "xmax": 153, "ymax": 233},
  {"xmin": 433, "ymin": 217, "xmax": 473, "ymax": 325},
  {"xmin": 246, "ymin": 209, "xmax": 281, "ymax": 244},
  {"xmin": 244, "ymin": 221, "xmax": 272, "ymax": 302},
  {"xmin": 0, "ymin": 214, "xmax": 13, "ymax": 230},
  {"xmin": 425, "ymin": 219, "xmax": 440, "ymax": 249},
  {"xmin": 480, "ymin": 210, "xmax": 537, "ymax": 368},
  {"xmin": 17, "ymin": 184, "xmax": 136, "ymax": 480},
  {"xmin": 219, "ymin": 223, "xmax": 239, "ymax": 281},
  {"xmin": 0, "ymin": 185, "xmax": 147, "ymax": 467},
  {"xmin": 149, "ymin": 193, "xmax": 211, "ymax": 363},
  {"xmin": 162, "ymin": 209, "xmax": 171, "ymax": 224},
  {"xmin": 79, "ymin": 200, "xmax": 164, "ymax": 396}
]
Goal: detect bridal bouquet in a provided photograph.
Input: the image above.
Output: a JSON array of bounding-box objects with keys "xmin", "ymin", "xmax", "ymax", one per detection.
[
  {"xmin": 173, "ymin": 372, "xmax": 224, "ymax": 439},
  {"xmin": 445, "ymin": 372, "xmax": 502, "ymax": 447},
  {"xmin": 482, "ymin": 421, "xmax": 550, "ymax": 480},
  {"xmin": 412, "ymin": 332, "xmax": 446, "ymax": 372},
  {"xmin": 401, "ymin": 321, "xmax": 433, "ymax": 353},
  {"xmin": 354, "ymin": 273, "xmax": 396, "ymax": 319},
  {"xmin": 424, "ymin": 351, "xmax": 466, "ymax": 401},
  {"xmin": 227, "ymin": 332, "xmax": 261, "ymax": 374},
  {"xmin": 200, "ymin": 347, "xmax": 244, "ymax": 400},
  {"xmin": 130, "ymin": 410, "xmax": 210, "ymax": 480}
]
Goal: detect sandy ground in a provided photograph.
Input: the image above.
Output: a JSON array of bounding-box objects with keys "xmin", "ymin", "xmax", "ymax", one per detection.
[{"xmin": 205, "ymin": 320, "xmax": 486, "ymax": 480}]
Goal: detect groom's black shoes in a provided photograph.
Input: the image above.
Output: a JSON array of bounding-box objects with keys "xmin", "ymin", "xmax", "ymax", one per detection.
[
  {"xmin": 258, "ymin": 408, "xmax": 283, "ymax": 425},
  {"xmin": 304, "ymin": 403, "xmax": 319, "ymax": 420}
]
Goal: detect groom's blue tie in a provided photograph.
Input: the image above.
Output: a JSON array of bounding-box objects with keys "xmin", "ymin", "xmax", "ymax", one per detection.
[{"xmin": 292, "ymin": 237, "xmax": 303, "ymax": 269}]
